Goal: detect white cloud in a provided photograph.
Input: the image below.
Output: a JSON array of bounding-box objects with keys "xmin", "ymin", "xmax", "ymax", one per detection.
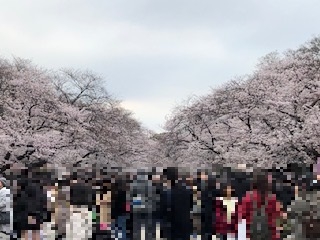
[
  {"xmin": 96, "ymin": 24, "xmax": 227, "ymax": 59},
  {"xmin": 0, "ymin": 18, "xmax": 227, "ymax": 61},
  {"xmin": 121, "ymin": 99, "xmax": 174, "ymax": 133}
]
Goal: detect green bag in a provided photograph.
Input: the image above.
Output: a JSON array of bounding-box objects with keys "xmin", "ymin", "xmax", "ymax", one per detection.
[
  {"xmin": 277, "ymin": 216, "xmax": 292, "ymax": 238},
  {"xmin": 92, "ymin": 209, "xmax": 97, "ymax": 221}
]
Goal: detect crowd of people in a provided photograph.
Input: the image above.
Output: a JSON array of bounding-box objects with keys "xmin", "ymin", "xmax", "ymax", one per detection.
[{"xmin": 0, "ymin": 162, "xmax": 319, "ymax": 240}]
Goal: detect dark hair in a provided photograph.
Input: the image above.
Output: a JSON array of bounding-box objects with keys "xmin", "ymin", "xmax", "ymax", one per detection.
[
  {"xmin": 164, "ymin": 167, "xmax": 178, "ymax": 186},
  {"xmin": 220, "ymin": 177, "xmax": 233, "ymax": 189},
  {"xmin": 252, "ymin": 170, "xmax": 269, "ymax": 203}
]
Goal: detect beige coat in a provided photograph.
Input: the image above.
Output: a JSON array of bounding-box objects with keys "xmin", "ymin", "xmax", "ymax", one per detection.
[
  {"xmin": 56, "ymin": 185, "xmax": 71, "ymax": 235},
  {"xmin": 96, "ymin": 191, "xmax": 112, "ymax": 223},
  {"xmin": 287, "ymin": 191, "xmax": 320, "ymax": 240}
]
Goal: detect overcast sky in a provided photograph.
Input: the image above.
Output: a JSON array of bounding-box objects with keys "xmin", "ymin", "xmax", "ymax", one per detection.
[{"xmin": 1, "ymin": 0, "xmax": 319, "ymax": 133}]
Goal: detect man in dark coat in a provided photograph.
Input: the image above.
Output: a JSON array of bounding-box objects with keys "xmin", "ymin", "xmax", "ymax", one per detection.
[
  {"xmin": 160, "ymin": 169, "xmax": 174, "ymax": 240},
  {"xmin": 150, "ymin": 169, "xmax": 165, "ymax": 239},
  {"xmin": 173, "ymin": 175, "xmax": 193, "ymax": 240},
  {"xmin": 164, "ymin": 167, "xmax": 193, "ymax": 240},
  {"xmin": 14, "ymin": 168, "xmax": 50, "ymax": 240},
  {"xmin": 197, "ymin": 170, "xmax": 216, "ymax": 240},
  {"xmin": 111, "ymin": 176, "xmax": 128, "ymax": 240}
]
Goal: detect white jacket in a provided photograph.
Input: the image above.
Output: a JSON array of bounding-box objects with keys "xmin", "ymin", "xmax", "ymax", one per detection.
[
  {"xmin": 0, "ymin": 186, "xmax": 12, "ymax": 233},
  {"xmin": 0, "ymin": 187, "xmax": 10, "ymax": 212}
]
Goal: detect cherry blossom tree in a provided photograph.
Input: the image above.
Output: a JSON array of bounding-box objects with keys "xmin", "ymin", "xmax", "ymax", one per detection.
[
  {"xmin": 2, "ymin": 36, "xmax": 319, "ymax": 167},
  {"xmin": 0, "ymin": 58, "xmax": 152, "ymax": 166},
  {"xmin": 162, "ymin": 37, "xmax": 320, "ymax": 166},
  {"xmin": 52, "ymin": 69, "xmax": 152, "ymax": 165}
]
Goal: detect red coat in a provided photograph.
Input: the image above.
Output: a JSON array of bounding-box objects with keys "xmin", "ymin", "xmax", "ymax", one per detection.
[
  {"xmin": 237, "ymin": 190, "xmax": 281, "ymax": 240},
  {"xmin": 214, "ymin": 197, "xmax": 239, "ymax": 236}
]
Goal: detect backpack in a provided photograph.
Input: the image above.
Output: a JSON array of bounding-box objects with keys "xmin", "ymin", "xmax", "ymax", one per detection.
[
  {"xmin": 131, "ymin": 181, "xmax": 149, "ymax": 212},
  {"xmin": 296, "ymin": 190, "xmax": 320, "ymax": 239},
  {"xmin": 302, "ymin": 217, "xmax": 320, "ymax": 239},
  {"xmin": 132, "ymin": 194, "xmax": 146, "ymax": 210},
  {"xmin": 302, "ymin": 203, "xmax": 320, "ymax": 239},
  {"xmin": 249, "ymin": 192, "xmax": 271, "ymax": 240}
]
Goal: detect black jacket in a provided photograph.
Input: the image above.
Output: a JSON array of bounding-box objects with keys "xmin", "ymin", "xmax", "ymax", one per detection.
[
  {"xmin": 153, "ymin": 182, "xmax": 164, "ymax": 220},
  {"xmin": 198, "ymin": 179, "xmax": 216, "ymax": 234},
  {"xmin": 14, "ymin": 177, "xmax": 50, "ymax": 229},
  {"xmin": 111, "ymin": 186, "xmax": 127, "ymax": 219},
  {"xmin": 170, "ymin": 183, "xmax": 193, "ymax": 239},
  {"xmin": 70, "ymin": 182, "xmax": 95, "ymax": 207}
]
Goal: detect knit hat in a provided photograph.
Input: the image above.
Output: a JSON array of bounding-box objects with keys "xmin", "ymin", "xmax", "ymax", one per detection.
[{"xmin": 0, "ymin": 177, "xmax": 7, "ymax": 187}]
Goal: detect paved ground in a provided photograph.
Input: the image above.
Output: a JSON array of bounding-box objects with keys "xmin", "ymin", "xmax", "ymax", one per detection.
[
  {"xmin": 0, "ymin": 231, "xmax": 10, "ymax": 240},
  {"xmin": 7, "ymin": 219, "xmax": 247, "ymax": 239}
]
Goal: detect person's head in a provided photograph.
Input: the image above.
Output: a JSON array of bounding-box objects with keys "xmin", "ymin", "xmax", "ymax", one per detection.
[
  {"xmin": 222, "ymin": 182, "xmax": 234, "ymax": 198},
  {"xmin": 313, "ymin": 159, "xmax": 320, "ymax": 180},
  {"xmin": 185, "ymin": 174, "xmax": 194, "ymax": 187},
  {"xmin": 152, "ymin": 167, "xmax": 163, "ymax": 183},
  {"xmin": 164, "ymin": 167, "xmax": 178, "ymax": 187},
  {"xmin": 252, "ymin": 170, "xmax": 269, "ymax": 194},
  {"xmin": 152, "ymin": 173, "xmax": 161, "ymax": 183},
  {"xmin": 0, "ymin": 177, "xmax": 7, "ymax": 188}
]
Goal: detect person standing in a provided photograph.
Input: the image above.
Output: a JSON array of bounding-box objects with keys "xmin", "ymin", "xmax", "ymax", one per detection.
[
  {"xmin": 55, "ymin": 171, "xmax": 71, "ymax": 240},
  {"xmin": 94, "ymin": 179, "xmax": 112, "ymax": 240},
  {"xmin": 0, "ymin": 177, "xmax": 11, "ymax": 239},
  {"xmin": 286, "ymin": 174, "xmax": 320, "ymax": 239},
  {"xmin": 151, "ymin": 169, "xmax": 164, "ymax": 240},
  {"xmin": 171, "ymin": 170, "xmax": 193, "ymax": 240},
  {"xmin": 160, "ymin": 168, "xmax": 174, "ymax": 240},
  {"xmin": 111, "ymin": 176, "xmax": 128, "ymax": 240},
  {"xmin": 197, "ymin": 170, "xmax": 215, "ymax": 240},
  {"xmin": 214, "ymin": 181, "xmax": 238, "ymax": 240},
  {"xmin": 238, "ymin": 170, "xmax": 282, "ymax": 240},
  {"xmin": 130, "ymin": 169, "xmax": 156, "ymax": 240},
  {"xmin": 67, "ymin": 175, "xmax": 94, "ymax": 240},
  {"xmin": 42, "ymin": 174, "xmax": 58, "ymax": 240},
  {"xmin": 14, "ymin": 167, "xmax": 50, "ymax": 240}
]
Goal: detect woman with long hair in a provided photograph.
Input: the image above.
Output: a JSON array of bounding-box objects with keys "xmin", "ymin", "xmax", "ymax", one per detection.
[
  {"xmin": 238, "ymin": 170, "xmax": 282, "ymax": 240},
  {"xmin": 214, "ymin": 180, "xmax": 238, "ymax": 240}
]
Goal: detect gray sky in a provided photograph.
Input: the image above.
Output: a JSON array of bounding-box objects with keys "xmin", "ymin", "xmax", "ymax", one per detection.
[{"xmin": 1, "ymin": 0, "xmax": 319, "ymax": 133}]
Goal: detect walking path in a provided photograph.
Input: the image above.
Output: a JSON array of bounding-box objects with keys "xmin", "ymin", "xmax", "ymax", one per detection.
[{"xmin": 11, "ymin": 213, "xmax": 247, "ymax": 240}]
